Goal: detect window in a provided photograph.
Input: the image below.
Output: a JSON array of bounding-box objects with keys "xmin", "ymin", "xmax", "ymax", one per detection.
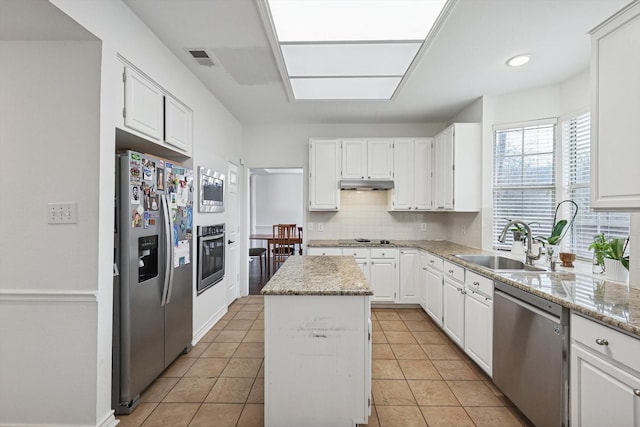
[
  {"xmin": 562, "ymin": 112, "xmax": 629, "ymax": 258},
  {"xmin": 493, "ymin": 122, "xmax": 556, "ymax": 248}
]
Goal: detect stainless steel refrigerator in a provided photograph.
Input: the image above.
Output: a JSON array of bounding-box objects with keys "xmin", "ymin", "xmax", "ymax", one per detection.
[{"xmin": 113, "ymin": 150, "xmax": 193, "ymax": 414}]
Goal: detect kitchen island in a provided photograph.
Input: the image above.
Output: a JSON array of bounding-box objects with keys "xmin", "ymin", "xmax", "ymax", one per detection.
[{"xmin": 261, "ymin": 256, "xmax": 373, "ymax": 427}]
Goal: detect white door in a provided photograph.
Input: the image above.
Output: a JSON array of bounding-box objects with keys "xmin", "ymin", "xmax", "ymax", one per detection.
[
  {"xmin": 367, "ymin": 139, "xmax": 393, "ymax": 179},
  {"xmin": 391, "ymin": 139, "xmax": 414, "ymax": 210},
  {"xmin": 227, "ymin": 162, "xmax": 240, "ymax": 303},
  {"xmin": 341, "ymin": 139, "xmax": 367, "ymax": 179},
  {"xmin": 442, "ymin": 278, "xmax": 464, "ymax": 347},
  {"xmin": 370, "ymin": 259, "xmax": 396, "ymax": 302},
  {"xmin": 425, "ymin": 268, "xmax": 443, "ymax": 326}
]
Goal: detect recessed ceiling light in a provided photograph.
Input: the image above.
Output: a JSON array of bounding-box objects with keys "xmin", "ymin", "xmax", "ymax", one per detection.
[{"xmin": 506, "ymin": 54, "xmax": 531, "ymax": 67}]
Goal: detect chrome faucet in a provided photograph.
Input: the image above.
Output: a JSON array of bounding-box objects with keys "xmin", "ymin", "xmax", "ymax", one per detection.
[{"xmin": 498, "ymin": 220, "xmax": 542, "ymax": 265}]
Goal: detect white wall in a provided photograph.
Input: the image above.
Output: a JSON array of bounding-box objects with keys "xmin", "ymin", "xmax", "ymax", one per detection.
[
  {"xmin": 0, "ymin": 40, "xmax": 102, "ymax": 426},
  {"xmin": 251, "ymin": 173, "xmax": 303, "ymax": 234}
]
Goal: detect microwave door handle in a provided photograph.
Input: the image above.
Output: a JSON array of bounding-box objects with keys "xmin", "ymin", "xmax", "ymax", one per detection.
[
  {"xmin": 160, "ymin": 195, "xmax": 171, "ymax": 307},
  {"xmin": 165, "ymin": 194, "xmax": 176, "ymax": 305}
]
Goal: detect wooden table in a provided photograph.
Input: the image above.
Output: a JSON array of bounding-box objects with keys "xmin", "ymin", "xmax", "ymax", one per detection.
[{"xmin": 249, "ymin": 234, "xmax": 303, "ymax": 275}]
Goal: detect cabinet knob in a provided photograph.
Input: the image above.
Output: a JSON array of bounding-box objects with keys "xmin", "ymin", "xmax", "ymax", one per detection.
[
  {"xmin": 634, "ymin": 389, "xmax": 640, "ymax": 397},
  {"xmin": 595, "ymin": 338, "xmax": 609, "ymax": 346},
  {"xmin": 448, "ymin": 269, "xmax": 454, "ymax": 274},
  {"xmin": 473, "ymin": 281, "xmax": 480, "ymax": 286},
  {"xmin": 361, "ymin": 176, "xmax": 364, "ymax": 179},
  {"xmin": 423, "ymin": 267, "xmax": 427, "ymax": 270},
  {"xmin": 430, "ymin": 260, "xmax": 435, "ymax": 264},
  {"xmin": 382, "ymin": 253, "xmax": 385, "ymax": 256}
]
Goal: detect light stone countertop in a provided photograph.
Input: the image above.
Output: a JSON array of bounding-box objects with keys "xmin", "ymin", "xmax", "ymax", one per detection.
[
  {"xmin": 308, "ymin": 239, "xmax": 640, "ymax": 337},
  {"xmin": 260, "ymin": 256, "xmax": 373, "ymax": 296}
]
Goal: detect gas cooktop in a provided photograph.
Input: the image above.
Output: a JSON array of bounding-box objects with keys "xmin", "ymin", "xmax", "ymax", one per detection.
[{"xmin": 337, "ymin": 238, "xmax": 391, "ymax": 246}]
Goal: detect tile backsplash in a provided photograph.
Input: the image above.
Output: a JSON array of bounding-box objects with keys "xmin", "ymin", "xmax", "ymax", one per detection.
[{"xmin": 307, "ymin": 191, "xmax": 447, "ymax": 241}]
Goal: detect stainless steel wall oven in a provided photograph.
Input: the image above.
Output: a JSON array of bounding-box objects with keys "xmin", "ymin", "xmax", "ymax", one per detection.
[{"xmin": 197, "ymin": 224, "xmax": 225, "ymax": 294}]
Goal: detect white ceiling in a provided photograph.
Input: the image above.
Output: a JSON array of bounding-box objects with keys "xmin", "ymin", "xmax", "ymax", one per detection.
[{"xmin": 122, "ymin": 0, "xmax": 627, "ymax": 125}]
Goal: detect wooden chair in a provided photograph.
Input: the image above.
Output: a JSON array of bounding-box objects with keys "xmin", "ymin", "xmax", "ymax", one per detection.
[
  {"xmin": 272, "ymin": 224, "xmax": 297, "ymax": 272},
  {"xmin": 249, "ymin": 247, "xmax": 266, "ymax": 275},
  {"xmin": 297, "ymin": 226, "xmax": 304, "ymax": 255}
]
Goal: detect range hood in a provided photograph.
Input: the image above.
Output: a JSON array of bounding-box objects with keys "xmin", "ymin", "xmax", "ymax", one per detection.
[{"xmin": 339, "ymin": 179, "xmax": 394, "ymax": 191}]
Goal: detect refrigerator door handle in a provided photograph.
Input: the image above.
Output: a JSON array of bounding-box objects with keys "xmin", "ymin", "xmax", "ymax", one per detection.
[
  {"xmin": 165, "ymin": 194, "xmax": 176, "ymax": 305},
  {"xmin": 160, "ymin": 194, "xmax": 171, "ymax": 307}
]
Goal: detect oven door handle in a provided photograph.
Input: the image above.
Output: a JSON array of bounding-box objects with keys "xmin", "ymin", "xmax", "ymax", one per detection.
[
  {"xmin": 200, "ymin": 234, "xmax": 224, "ymax": 242},
  {"xmin": 160, "ymin": 194, "xmax": 171, "ymax": 307},
  {"xmin": 164, "ymin": 194, "xmax": 176, "ymax": 305}
]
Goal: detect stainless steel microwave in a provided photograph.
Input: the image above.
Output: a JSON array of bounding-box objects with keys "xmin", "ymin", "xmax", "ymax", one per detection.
[{"xmin": 198, "ymin": 167, "xmax": 224, "ymax": 213}]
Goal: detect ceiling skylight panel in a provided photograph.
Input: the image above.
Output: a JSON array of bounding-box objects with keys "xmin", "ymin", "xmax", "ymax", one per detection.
[
  {"xmin": 268, "ymin": 0, "xmax": 447, "ymax": 42},
  {"xmin": 290, "ymin": 77, "xmax": 401, "ymax": 100},
  {"xmin": 281, "ymin": 43, "xmax": 421, "ymax": 77}
]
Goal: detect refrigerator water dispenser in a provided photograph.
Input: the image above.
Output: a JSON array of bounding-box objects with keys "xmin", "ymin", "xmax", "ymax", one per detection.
[{"xmin": 138, "ymin": 235, "xmax": 158, "ymax": 282}]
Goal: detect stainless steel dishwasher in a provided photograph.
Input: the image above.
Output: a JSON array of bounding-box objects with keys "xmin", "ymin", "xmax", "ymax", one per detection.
[{"xmin": 493, "ymin": 281, "xmax": 569, "ymax": 427}]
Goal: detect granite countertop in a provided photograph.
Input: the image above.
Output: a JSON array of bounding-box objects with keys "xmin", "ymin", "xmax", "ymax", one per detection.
[
  {"xmin": 307, "ymin": 239, "xmax": 640, "ymax": 337},
  {"xmin": 261, "ymin": 256, "xmax": 373, "ymax": 296}
]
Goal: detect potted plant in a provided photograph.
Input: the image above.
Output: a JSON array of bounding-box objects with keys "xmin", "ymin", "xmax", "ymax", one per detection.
[
  {"xmin": 588, "ymin": 233, "xmax": 629, "ymax": 282},
  {"xmin": 535, "ymin": 200, "xmax": 578, "ymax": 267}
]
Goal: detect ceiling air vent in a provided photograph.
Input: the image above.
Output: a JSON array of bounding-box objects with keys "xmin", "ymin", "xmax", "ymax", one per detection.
[{"xmin": 187, "ymin": 49, "xmax": 214, "ymax": 67}]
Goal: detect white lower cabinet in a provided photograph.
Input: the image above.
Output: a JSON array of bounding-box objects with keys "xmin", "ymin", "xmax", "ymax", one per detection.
[
  {"xmin": 342, "ymin": 248, "xmax": 371, "ymax": 283},
  {"xmin": 370, "ymin": 252, "xmax": 397, "ymax": 302},
  {"xmin": 399, "ymin": 249, "xmax": 419, "ymax": 303},
  {"xmin": 570, "ymin": 313, "xmax": 640, "ymax": 427},
  {"xmin": 424, "ymin": 254, "xmax": 444, "ymax": 326},
  {"xmin": 463, "ymin": 271, "xmax": 493, "ymax": 376},
  {"xmin": 442, "ymin": 277, "xmax": 465, "ymax": 348},
  {"xmin": 418, "ymin": 252, "xmax": 428, "ymax": 310}
]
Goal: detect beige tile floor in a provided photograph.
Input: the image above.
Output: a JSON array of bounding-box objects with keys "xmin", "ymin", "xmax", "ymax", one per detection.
[{"xmin": 117, "ymin": 296, "xmax": 532, "ymax": 427}]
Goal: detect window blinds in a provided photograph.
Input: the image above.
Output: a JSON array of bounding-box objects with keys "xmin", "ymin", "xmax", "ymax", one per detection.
[
  {"xmin": 493, "ymin": 124, "xmax": 556, "ymax": 248},
  {"xmin": 562, "ymin": 112, "xmax": 629, "ymax": 258}
]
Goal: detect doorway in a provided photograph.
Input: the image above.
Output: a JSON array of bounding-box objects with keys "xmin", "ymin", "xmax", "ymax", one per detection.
[{"xmin": 248, "ymin": 167, "xmax": 304, "ymax": 294}]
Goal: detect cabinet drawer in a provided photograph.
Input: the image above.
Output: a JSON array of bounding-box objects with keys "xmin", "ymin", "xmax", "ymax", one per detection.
[
  {"xmin": 342, "ymin": 248, "xmax": 370, "ymax": 258},
  {"xmin": 571, "ymin": 313, "xmax": 640, "ymax": 373},
  {"xmin": 424, "ymin": 253, "xmax": 443, "ymax": 272},
  {"xmin": 465, "ymin": 270, "xmax": 493, "ymax": 299},
  {"xmin": 308, "ymin": 247, "xmax": 342, "ymax": 256},
  {"xmin": 370, "ymin": 248, "xmax": 396, "ymax": 259},
  {"xmin": 443, "ymin": 261, "xmax": 464, "ymax": 283}
]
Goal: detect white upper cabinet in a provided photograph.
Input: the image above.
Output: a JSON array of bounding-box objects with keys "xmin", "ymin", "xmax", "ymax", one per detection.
[
  {"xmin": 124, "ymin": 66, "xmax": 164, "ymax": 141},
  {"xmin": 164, "ymin": 95, "xmax": 192, "ymax": 151},
  {"xmin": 341, "ymin": 139, "xmax": 393, "ymax": 181},
  {"xmin": 309, "ymin": 139, "xmax": 341, "ymax": 211},
  {"xmin": 341, "ymin": 139, "xmax": 367, "ymax": 179},
  {"xmin": 590, "ymin": 2, "xmax": 640, "ymax": 210},
  {"xmin": 121, "ymin": 62, "xmax": 193, "ymax": 156},
  {"xmin": 367, "ymin": 139, "xmax": 394, "ymax": 179},
  {"xmin": 389, "ymin": 138, "xmax": 433, "ymax": 211},
  {"xmin": 433, "ymin": 123, "xmax": 481, "ymax": 212}
]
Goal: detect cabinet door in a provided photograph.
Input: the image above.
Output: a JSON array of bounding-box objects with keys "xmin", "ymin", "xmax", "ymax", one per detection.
[
  {"xmin": 367, "ymin": 139, "xmax": 393, "ymax": 180},
  {"xmin": 356, "ymin": 258, "xmax": 371, "ymax": 283},
  {"xmin": 309, "ymin": 140, "xmax": 340, "ymax": 211},
  {"xmin": 308, "ymin": 247, "xmax": 342, "ymax": 256},
  {"xmin": 418, "ymin": 252, "xmax": 427, "ymax": 310},
  {"xmin": 370, "ymin": 259, "xmax": 396, "ymax": 302},
  {"xmin": 414, "ymin": 138, "xmax": 433, "ymax": 210},
  {"xmin": 399, "ymin": 250, "xmax": 419, "ymax": 303},
  {"xmin": 571, "ymin": 344, "xmax": 640, "ymax": 427},
  {"xmin": 442, "ymin": 278, "xmax": 464, "ymax": 347},
  {"xmin": 124, "ymin": 67, "xmax": 164, "ymax": 140},
  {"xmin": 440, "ymin": 126, "xmax": 454, "ymax": 209},
  {"xmin": 591, "ymin": 3, "xmax": 640, "ymax": 209},
  {"xmin": 433, "ymin": 132, "xmax": 445, "ymax": 209},
  {"xmin": 342, "ymin": 139, "xmax": 367, "ymax": 179},
  {"xmin": 165, "ymin": 95, "xmax": 192, "ymax": 151},
  {"xmin": 464, "ymin": 293, "xmax": 493, "ymax": 376},
  {"xmin": 425, "ymin": 268, "xmax": 443, "ymax": 326},
  {"xmin": 390, "ymin": 139, "xmax": 414, "ymax": 210}
]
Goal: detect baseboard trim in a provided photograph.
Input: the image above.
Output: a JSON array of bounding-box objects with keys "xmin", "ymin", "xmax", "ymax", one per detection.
[
  {"xmin": 98, "ymin": 411, "xmax": 118, "ymax": 427},
  {"xmin": 192, "ymin": 304, "xmax": 227, "ymax": 345},
  {"xmin": 0, "ymin": 411, "xmax": 117, "ymax": 427},
  {"xmin": 0, "ymin": 289, "xmax": 98, "ymax": 303}
]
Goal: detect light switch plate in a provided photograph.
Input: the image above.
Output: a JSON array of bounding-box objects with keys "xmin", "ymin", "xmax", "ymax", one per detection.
[
  {"xmin": 420, "ymin": 223, "xmax": 427, "ymax": 231},
  {"xmin": 317, "ymin": 223, "xmax": 324, "ymax": 232},
  {"xmin": 47, "ymin": 202, "xmax": 77, "ymax": 224},
  {"xmin": 307, "ymin": 223, "xmax": 314, "ymax": 231}
]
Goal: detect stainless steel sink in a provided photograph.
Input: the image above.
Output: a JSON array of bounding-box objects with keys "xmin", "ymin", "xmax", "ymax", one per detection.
[{"xmin": 454, "ymin": 254, "xmax": 545, "ymax": 272}]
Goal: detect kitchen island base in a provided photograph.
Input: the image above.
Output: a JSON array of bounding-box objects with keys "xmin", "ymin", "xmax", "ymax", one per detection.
[{"xmin": 264, "ymin": 294, "xmax": 371, "ymax": 427}]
